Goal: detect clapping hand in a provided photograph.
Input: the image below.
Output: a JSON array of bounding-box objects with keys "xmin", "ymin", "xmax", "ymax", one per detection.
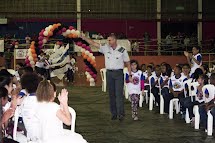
[
  {"xmin": 58, "ymin": 88, "xmax": 69, "ymax": 106},
  {"xmin": 184, "ymin": 51, "xmax": 189, "ymax": 57}
]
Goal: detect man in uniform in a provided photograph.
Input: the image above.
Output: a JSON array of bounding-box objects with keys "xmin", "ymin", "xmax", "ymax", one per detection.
[{"xmin": 82, "ymin": 33, "xmax": 132, "ymax": 121}]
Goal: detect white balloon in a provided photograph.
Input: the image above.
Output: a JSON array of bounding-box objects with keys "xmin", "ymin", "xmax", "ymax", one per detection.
[
  {"xmin": 27, "ymin": 52, "xmax": 32, "ymax": 57},
  {"xmin": 45, "ymin": 27, "xmax": 49, "ymax": 31},
  {"xmin": 62, "ymin": 32, "xmax": 67, "ymax": 37},
  {"xmin": 43, "ymin": 31, "xmax": 48, "ymax": 36},
  {"xmin": 30, "ymin": 61, "xmax": 35, "ymax": 65},
  {"xmin": 80, "ymin": 48, "xmax": 85, "ymax": 52},
  {"xmin": 75, "ymin": 30, "xmax": 80, "ymax": 37},
  {"xmin": 66, "ymin": 30, "xmax": 70, "ymax": 35},
  {"xmin": 28, "ymin": 49, "xmax": 32, "ymax": 53},
  {"xmin": 85, "ymin": 51, "xmax": 90, "ymax": 55},
  {"xmin": 89, "ymin": 53, "xmax": 93, "ymax": 57},
  {"xmin": 85, "ymin": 71, "xmax": 89, "ymax": 75},
  {"xmin": 48, "ymin": 25, "xmax": 53, "ymax": 29},
  {"xmin": 89, "ymin": 78, "xmax": 95, "ymax": 82},
  {"xmin": 42, "ymin": 39, "xmax": 47, "ymax": 44},
  {"xmin": 28, "ymin": 56, "xmax": 33, "ymax": 61},
  {"xmin": 92, "ymin": 56, "xmax": 95, "ymax": 60},
  {"xmin": 15, "ymin": 45, "xmax": 18, "ymax": 48},
  {"xmin": 86, "ymin": 74, "xmax": 91, "ymax": 79},
  {"xmin": 71, "ymin": 29, "xmax": 75, "ymax": 34}
]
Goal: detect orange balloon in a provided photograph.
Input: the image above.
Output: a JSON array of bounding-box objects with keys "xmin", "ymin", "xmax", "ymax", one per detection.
[
  {"xmin": 30, "ymin": 46, "xmax": 34, "ymax": 49},
  {"xmin": 83, "ymin": 55, "xmax": 88, "ymax": 59},
  {"xmin": 48, "ymin": 31, "xmax": 53, "ymax": 37},
  {"xmin": 32, "ymin": 54, "xmax": 37, "ymax": 58},
  {"xmin": 72, "ymin": 34, "xmax": 78, "ymax": 38},
  {"xmin": 90, "ymin": 61, "xmax": 94, "ymax": 65},
  {"xmin": 82, "ymin": 53, "xmax": 85, "ymax": 57},
  {"xmin": 68, "ymin": 34, "xmax": 73, "ymax": 38},
  {"xmin": 53, "ymin": 24, "xmax": 58, "ymax": 29},
  {"xmin": 87, "ymin": 57, "xmax": 92, "ymax": 62},
  {"xmin": 57, "ymin": 23, "xmax": 61, "ymax": 26},
  {"xmin": 93, "ymin": 63, "xmax": 96, "ymax": 67},
  {"xmin": 31, "ymin": 49, "xmax": 36, "ymax": 54}
]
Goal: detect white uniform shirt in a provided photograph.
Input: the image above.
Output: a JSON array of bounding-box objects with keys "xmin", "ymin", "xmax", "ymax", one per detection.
[
  {"xmin": 190, "ymin": 53, "xmax": 202, "ymax": 75},
  {"xmin": 99, "ymin": 44, "xmax": 130, "ymax": 70},
  {"xmin": 126, "ymin": 70, "xmax": 144, "ymax": 94},
  {"xmin": 169, "ymin": 75, "xmax": 187, "ymax": 92}
]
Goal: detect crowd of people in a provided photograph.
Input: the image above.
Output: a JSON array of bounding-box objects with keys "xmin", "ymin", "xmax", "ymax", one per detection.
[
  {"xmin": 0, "ymin": 62, "xmax": 86, "ymax": 142},
  {"xmin": 124, "ymin": 45, "xmax": 215, "ymax": 137}
]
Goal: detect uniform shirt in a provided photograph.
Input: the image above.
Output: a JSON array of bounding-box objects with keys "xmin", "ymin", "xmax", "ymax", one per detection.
[
  {"xmin": 160, "ymin": 74, "xmax": 169, "ymax": 88},
  {"xmin": 149, "ymin": 74, "xmax": 160, "ymax": 88},
  {"xmin": 125, "ymin": 70, "xmax": 144, "ymax": 94},
  {"xmin": 190, "ymin": 53, "xmax": 202, "ymax": 75},
  {"xmin": 99, "ymin": 44, "xmax": 130, "ymax": 70},
  {"xmin": 169, "ymin": 75, "xmax": 187, "ymax": 92}
]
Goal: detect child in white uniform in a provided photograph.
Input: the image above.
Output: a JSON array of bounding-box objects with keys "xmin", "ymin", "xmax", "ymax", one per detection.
[{"xmin": 125, "ymin": 60, "xmax": 144, "ymax": 120}]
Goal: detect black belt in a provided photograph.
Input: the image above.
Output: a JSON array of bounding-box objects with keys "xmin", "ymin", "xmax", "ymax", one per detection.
[{"xmin": 107, "ymin": 69, "xmax": 123, "ymax": 72}]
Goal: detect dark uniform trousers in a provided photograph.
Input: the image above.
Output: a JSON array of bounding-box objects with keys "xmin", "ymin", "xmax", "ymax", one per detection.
[{"xmin": 106, "ymin": 69, "xmax": 124, "ymax": 117}]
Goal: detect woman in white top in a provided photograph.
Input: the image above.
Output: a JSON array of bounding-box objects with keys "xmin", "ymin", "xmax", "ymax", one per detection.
[
  {"xmin": 35, "ymin": 80, "xmax": 87, "ymax": 143},
  {"xmin": 184, "ymin": 46, "xmax": 202, "ymax": 77}
]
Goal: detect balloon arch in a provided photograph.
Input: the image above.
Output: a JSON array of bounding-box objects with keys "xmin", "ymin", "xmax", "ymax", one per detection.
[{"xmin": 25, "ymin": 23, "xmax": 97, "ymax": 85}]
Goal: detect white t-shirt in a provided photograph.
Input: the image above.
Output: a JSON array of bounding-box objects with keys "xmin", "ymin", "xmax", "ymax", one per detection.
[
  {"xmin": 169, "ymin": 75, "xmax": 187, "ymax": 92},
  {"xmin": 190, "ymin": 53, "xmax": 202, "ymax": 75},
  {"xmin": 20, "ymin": 93, "xmax": 39, "ymax": 141},
  {"xmin": 125, "ymin": 70, "xmax": 144, "ymax": 94},
  {"xmin": 35, "ymin": 102, "xmax": 86, "ymax": 143}
]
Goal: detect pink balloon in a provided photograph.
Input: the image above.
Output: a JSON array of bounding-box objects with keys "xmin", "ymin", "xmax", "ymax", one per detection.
[
  {"xmin": 86, "ymin": 68, "xmax": 90, "ymax": 72},
  {"xmin": 82, "ymin": 44, "xmax": 87, "ymax": 48},
  {"xmin": 39, "ymin": 41, "xmax": 43, "ymax": 46},
  {"xmin": 89, "ymin": 49, "xmax": 93, "ymax": 53},
  {"xmin": 39, "ymin": 45, "xmax": 43, "ymax": 49},
  {"xmin": 41, "ymin": 29, "xmax": 45, "ymax": 33},
  {"xmin": 90, "ymin": 71, "xmax": 94, "ymax": 75},
  {"xmin": 85, "ymin": 46, "xmax": 90, "ymax": 50},
  {"xmin": 92, "ymin": 74, "xmax": 97, "ymax": 78},
  {"xmin": 77, "ymin": 42, "xmax": 82, "ymax": 46},
  {"xmin": 38, "ymin": 36, "xmax": 43, "ymax": 41},
  {"xmin": 69, "ymin": 26, "xmax": 74, "ymax": 30},
  {"xmin": 62, "ymin": 28, "xmax": 66, "ymax": 32}
]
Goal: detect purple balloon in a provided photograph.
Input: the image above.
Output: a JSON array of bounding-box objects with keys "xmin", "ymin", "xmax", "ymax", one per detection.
[
  {"xmin": 90, "ymin": 71, "xmax": 94, "ymax": 75},
  {"xmin": 39, "ymin": 45, "xmax": 43, "ymax": 49},
  {"xmin": 62, "ymin": 27, "xmax": 67, "ymax": 32}
]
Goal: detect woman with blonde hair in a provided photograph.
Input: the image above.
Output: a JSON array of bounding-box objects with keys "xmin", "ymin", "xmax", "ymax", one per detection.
[{"xmin": 35, "ymin": 80, "xmax": 87, "ymax": 143}]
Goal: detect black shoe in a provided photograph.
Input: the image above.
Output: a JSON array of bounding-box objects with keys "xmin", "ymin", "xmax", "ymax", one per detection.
[
  {"xmin": 118, "ymin": 115, "xmax": 124, "ymax": 121},
  {"xmin": 111, "ymin": 115, "xmax": 117, "ymax": 120}
]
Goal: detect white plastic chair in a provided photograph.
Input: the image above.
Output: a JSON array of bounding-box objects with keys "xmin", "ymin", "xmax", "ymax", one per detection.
[
  {"xmin": 184, "ymin": 81, "xmax": 199, "ymax": 123},
  {"xmin": 68, "ymin": 107, "xmax": 76, "ymax": 133},
  {"xmin": 143, "ymin": 89, "xmax": 149, "ymax": 104},
  {"xmin": 13, "ymin": 106, "xmax": 28, "ymax": 143},
  {"xmin": 169, "ymin": 98, "xmax": 180, "ymax": 119},
  {"xmin": 194, "ymin": 84, "xmax": 215, "ymax": 130},
  {"xmin": 123, "ymin": 68, "xmax": 129, "ymax": 99},
  {"xmin": 100, "ymin": 68, "xmax": 107, "ymax": 92},
  {"xmin": 207, "ymin": 110, "xmax": 213, "ymax": 136},
  {"xmin": 148, "ymin": 76, "xmax": 155, "ymax": 111},
  {"xmin": 158, "ymin": 77, "xmax": 165, "ymax": 114}
]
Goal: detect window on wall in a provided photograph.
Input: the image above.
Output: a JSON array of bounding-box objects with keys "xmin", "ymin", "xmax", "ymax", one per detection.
[
  {"xmin": 81, "ymin": 0, "xmax": 156, "ymax": 19},
  {"xmin": 161, "ymin": 0, "xmax": 198, "ymax": 21}
]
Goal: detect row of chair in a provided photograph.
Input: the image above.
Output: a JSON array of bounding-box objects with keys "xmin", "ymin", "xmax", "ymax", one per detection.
[{"xmin": 100, "ymin": 68, "xmax": 215, "ymax": 136}]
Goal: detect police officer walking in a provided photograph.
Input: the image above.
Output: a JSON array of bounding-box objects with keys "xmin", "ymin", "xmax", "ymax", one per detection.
[{"xmin": 82, "ymin": 33, "xmax": 132, "ymax": 121}]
